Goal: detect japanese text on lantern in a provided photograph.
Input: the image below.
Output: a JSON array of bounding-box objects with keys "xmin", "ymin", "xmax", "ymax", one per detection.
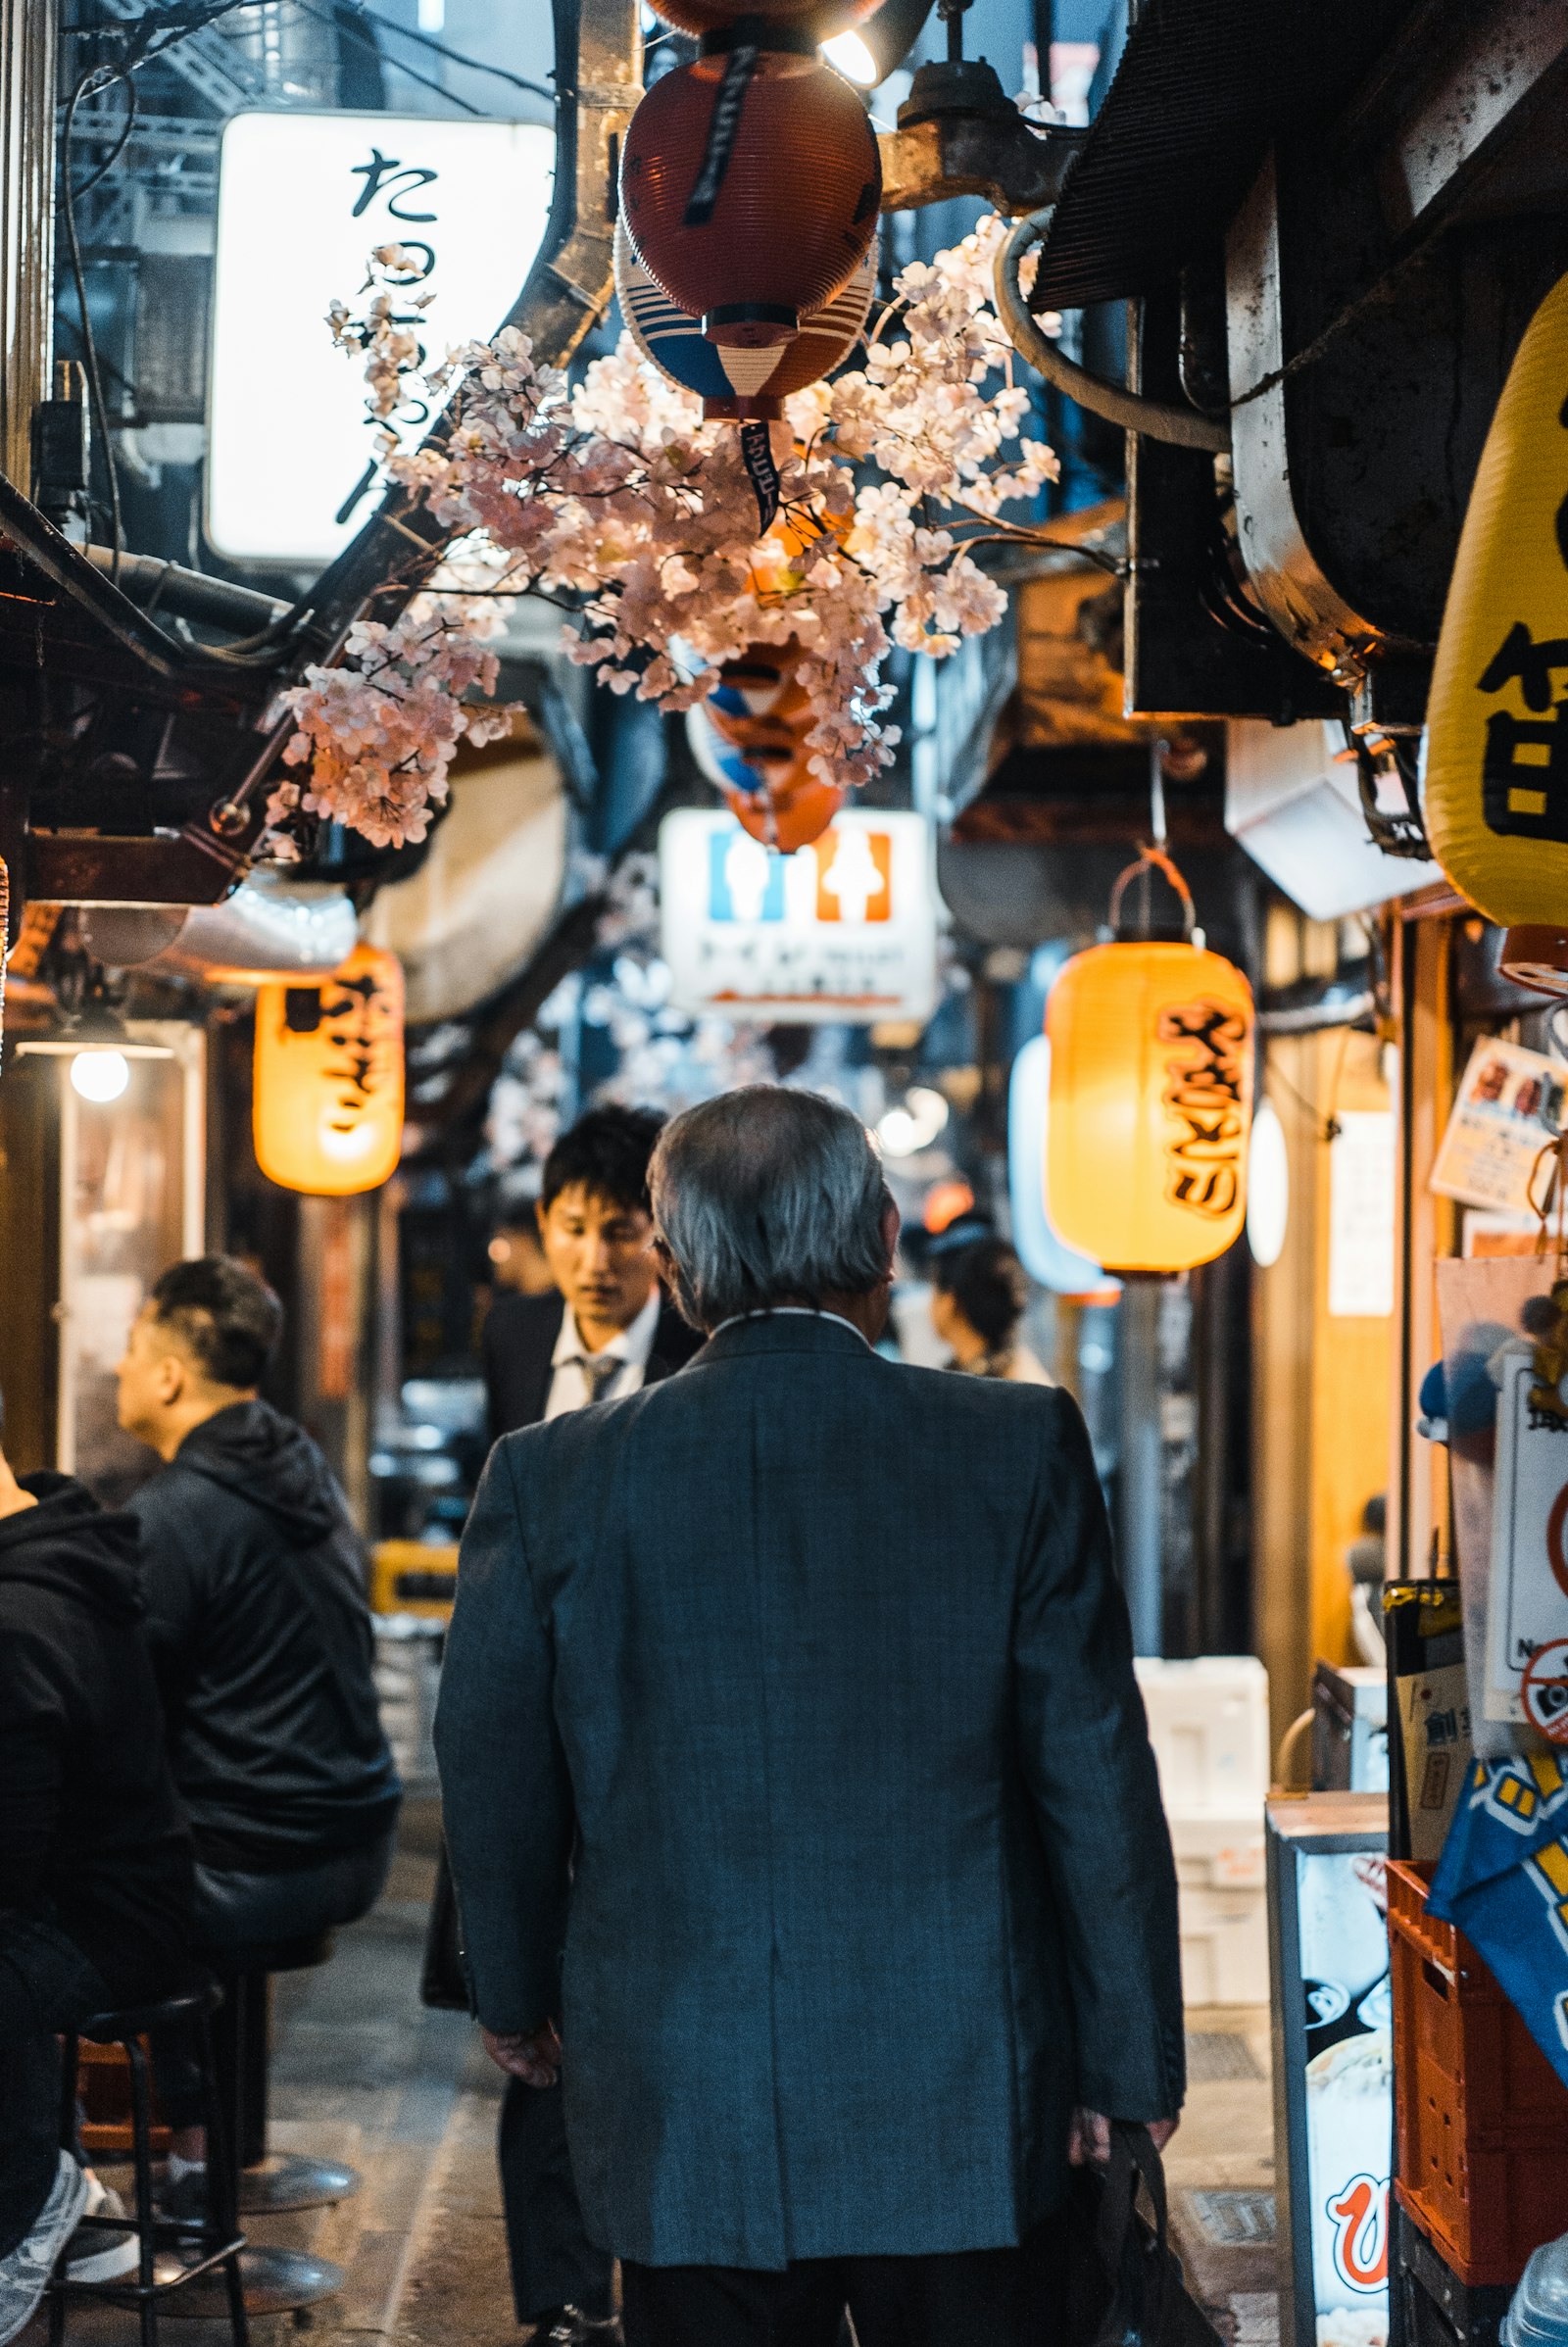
[
  {"xmin": 1157, "ymin": 998, "xmax": 1249, "ymax": 1218},
  {"xmin": 1474, "ymin": 416, "xmax": 1568, "ymax": 847}
]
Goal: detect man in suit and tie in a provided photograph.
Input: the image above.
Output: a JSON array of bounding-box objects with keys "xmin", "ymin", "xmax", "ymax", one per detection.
[
  {"xmin": 482, "ymin": 1105, "xmax": 701, "ymax": 1445},
  {"xmin": 439, "ymin": 1086, "xmax": 1183, "ymax": 2347},
  {"xmin": 478, "ymin": 1105, "xmax": 699, "ymax": 2342}
]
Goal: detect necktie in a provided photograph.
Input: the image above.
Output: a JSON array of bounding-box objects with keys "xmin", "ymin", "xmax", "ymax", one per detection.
[{"xmin": 578, "ymin": 1352, "xmax": 622, "ymax": 1404}]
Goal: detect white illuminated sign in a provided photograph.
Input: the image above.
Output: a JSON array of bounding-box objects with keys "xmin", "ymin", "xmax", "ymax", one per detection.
[
  {"xmin": 207, "ymin": 111, "xmax": 555, "ymax": 566},
  {"xmin": 659, "ymin": 808, "xmax": 938, "ymax": 1026}
]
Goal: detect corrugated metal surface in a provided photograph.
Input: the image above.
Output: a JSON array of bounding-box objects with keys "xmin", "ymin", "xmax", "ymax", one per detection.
[{"xmin": 1033, "ymin": 0, "xmax": 1410, "ymax": 313}]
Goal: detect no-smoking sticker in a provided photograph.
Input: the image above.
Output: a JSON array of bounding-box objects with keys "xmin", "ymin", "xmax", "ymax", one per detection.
[{"xmin": 1522, "ymin": 1638, "xmax": 1568, "ymax": 1744}]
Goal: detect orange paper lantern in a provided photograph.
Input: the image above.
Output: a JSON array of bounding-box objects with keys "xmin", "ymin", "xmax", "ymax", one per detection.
[
  {"xmin": 705, "ymin": 641, "xmax": 812, "ymax": 739},
  {"xmin": 1045, "ymin": 938, "xmax": 1253, "ymax": 1274},
  {"xmin": 253, "ymin": 944, "xmax": 404, "ymax": 1196},
  {"xmin": 726, "ymin": 777, "xmax": 843, "ymax": 851}
]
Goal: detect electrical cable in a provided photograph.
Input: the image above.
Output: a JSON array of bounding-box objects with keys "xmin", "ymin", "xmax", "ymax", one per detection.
[
  {"xmin": 292, "ymin": 0, "xmax": 486, "ymax": 115},
  {"xmin": 62, "ymin": 65, "xmax": 135, "ymax": 584},
  {"xmin": 335, "ymin": 0, "xmax": 555, "ymax": 104}
]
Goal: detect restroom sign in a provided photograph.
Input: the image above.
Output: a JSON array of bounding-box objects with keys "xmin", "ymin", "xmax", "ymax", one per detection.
[{"xmin": 660, "ymin": 808, "xmax": 937, "ymax": 1024}]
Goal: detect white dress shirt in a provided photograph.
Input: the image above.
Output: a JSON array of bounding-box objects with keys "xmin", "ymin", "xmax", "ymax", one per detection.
[{"xmin": 544, "ymin": 1287, "xmax": 663, "ymax": 1421}]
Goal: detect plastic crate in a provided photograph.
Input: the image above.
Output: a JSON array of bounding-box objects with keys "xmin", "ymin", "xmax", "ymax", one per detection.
[
  {"xmin": 1388, "ymin": 1859, "xmax": 1568, "ymax": 2286},
  {"xmin": 1395, "ymin": 2205, "xmax": 1512, "ymax": 2347}
]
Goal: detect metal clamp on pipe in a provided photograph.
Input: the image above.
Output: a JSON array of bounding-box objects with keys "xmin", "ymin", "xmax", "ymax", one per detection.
[{"xmin": 993, "ymin": 206, "xmax": 1232, "ymax": 454}]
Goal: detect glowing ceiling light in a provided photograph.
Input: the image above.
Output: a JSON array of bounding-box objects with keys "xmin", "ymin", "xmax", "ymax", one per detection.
[
  {"xmin": 70, "ymin": 1050, "xmax": 130, "ymax": 1103},
  {"xmin": 1247, "ymin": 1098, "xmax": 1290, "ymax": 1269},
  {"xmin": 820, "ymin": 30, "xmax": 879, "ymax": 84}
]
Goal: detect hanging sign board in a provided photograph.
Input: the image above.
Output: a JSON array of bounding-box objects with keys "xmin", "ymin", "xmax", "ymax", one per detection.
[
  {"xmin": 1430, "ymin": 1038, "xmax": 1563, "ymax": 1217},
  {"xmin": 658, "ymin": 808, "xmax": 938, "ymax": 1025},
  {"xmin": 208, "ymin": 112, "xmax": 556, "ymax": 565}
]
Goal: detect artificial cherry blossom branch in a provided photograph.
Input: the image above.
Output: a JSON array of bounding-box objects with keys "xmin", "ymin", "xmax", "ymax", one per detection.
[{"xmin": 268, "ymin": 217, "xmax": 1063, "ymax": 856}]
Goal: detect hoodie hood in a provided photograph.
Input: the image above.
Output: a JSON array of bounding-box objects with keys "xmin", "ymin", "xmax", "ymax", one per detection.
[
  {"xmin": 172, "ymin": 1399, "xmax": 342, "ymax": 1541},
  {"xmin": 0, "ymin": 1472, "xmax": 145, "ymax": 1621}
]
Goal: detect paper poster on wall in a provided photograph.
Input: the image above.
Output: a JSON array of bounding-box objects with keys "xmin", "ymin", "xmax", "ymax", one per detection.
[
  {"xmin": 1328, "ymin": 1111, "xmax": 1395, "ymax": 1318},
  {"xmin": 1431, "ymin": 1038, "xmax": 1564, "ymax": 1217},
  {"xmin": 659, "ymin": 809, "xmax": 938, "ymax": 1025}
]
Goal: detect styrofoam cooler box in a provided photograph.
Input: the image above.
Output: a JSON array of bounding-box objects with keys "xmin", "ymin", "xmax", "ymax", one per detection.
[
  {"xmin": 1171, "ymin": 1809, "xmax": 1266, "ymax": 1890},
  {"xmin": 1134, "ymin": 1655, "xmax": 1270, "ymax": 1818},
  {"xmin": 1177, "ymin": 1879, "xmax": 1270, "ymax": 2007},
  {"xmin": 1170, "ymin": 1809, "xmax": 1268, "ymax": 2004}
]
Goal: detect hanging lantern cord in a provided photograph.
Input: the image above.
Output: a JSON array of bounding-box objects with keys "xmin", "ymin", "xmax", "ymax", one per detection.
[{"xmin": 1107, "ymin": 844, "xmax": 1197, "ymax": 942}]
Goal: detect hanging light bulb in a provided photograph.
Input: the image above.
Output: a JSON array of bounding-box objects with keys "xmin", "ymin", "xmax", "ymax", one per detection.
[
  {"xmin": 820, "ymin": 30, "xmax": 878, "ymax": 81},
  {"xmin": 70, "ymin": 1050, "xmax": 130, "ymax": 1103},
  {"xmin": 1247, "ymin": 1098, "xmax": 1290, "ymax": 1269}
]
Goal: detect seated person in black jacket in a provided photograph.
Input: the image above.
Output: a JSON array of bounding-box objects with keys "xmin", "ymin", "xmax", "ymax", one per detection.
[
  {"xmin": 117, "ymin": 1255, "xmax": 401, "ymax": 2192},
  {"xmin": 0, "ymin": 1403, "xmax": 193, "ymax": 2346}
]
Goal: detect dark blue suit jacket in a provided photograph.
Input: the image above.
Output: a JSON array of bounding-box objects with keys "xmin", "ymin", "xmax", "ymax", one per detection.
[{"xmin": 435, "ymin": 1310, "xmax": 1183, "ymax": 2270}]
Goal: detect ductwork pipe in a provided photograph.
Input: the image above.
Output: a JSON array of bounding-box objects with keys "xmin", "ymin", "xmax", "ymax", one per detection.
[{"xmin": 994, "ymin": 207, "xmax": 1232, "ymax": 454}]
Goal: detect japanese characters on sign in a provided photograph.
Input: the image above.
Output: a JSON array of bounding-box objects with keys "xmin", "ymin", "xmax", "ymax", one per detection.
[
  {"xmin": 658, "ymin": 808, "xmax": 938, "ymax": 1026},
  {"xmin": 208, "ymin": 111, "xmax": 555, "ymax": 564}
]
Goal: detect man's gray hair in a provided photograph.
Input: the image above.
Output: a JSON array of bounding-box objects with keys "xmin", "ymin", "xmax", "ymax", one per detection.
[{"xmin": 650, "ymin": 1086, "xmax": 894, "ymax": 1329}]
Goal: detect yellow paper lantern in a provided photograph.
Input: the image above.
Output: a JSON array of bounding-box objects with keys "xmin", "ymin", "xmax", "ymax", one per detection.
[
  {"xmin": 253, "ymin": 944, "xmax": 404, "ymax": 1196},
  {"xmin": 1046, "ymin": 937, "xmax": 1254, "ymax": 1274},
  {"xmin": 1423, "ymin": 269, "xmax": 1568, "ymax": 925}
]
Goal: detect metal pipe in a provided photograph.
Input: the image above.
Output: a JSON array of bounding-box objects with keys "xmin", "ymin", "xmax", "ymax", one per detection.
[
  {"xmin": 994, "ymin": 207, "xmax": 1232, "ymax": 453},
  {"xmin": 80, "ymin": 546, "xmax": 291, "ymax": 632}
]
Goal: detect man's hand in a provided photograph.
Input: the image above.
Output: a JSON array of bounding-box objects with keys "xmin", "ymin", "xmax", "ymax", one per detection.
[
  {"xmin": 1068, "ymin": 2109, "xmax": 1180, "ymax": 2164},
  {"xmin": 481, "ymin": 2021, "xmax": 562, "ymax": 2087}
]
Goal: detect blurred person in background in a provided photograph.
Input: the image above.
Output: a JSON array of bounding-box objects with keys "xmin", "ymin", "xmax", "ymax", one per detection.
[
  {"xmin": 930, "ymin": 1234, "xmax": 1054, "ymax": 1387},
  {"xmin": 0, "ymin": 1394, "xmax": 192, "ymax": 2342},
  {"xmin": 474, "ymin": 1104, "xmax": 700, "ymax": 2343},
  {"xmin": 117, "ymin": 1256, "xmax": 400, "ymax": 2212},
  {"xmin": 438, "ymin": 1086, "xmax": 1181, "ymax": 2347},
  {"xmin": 481, "ymin": 1106, "xmax": 701, "ymax": 1445}
]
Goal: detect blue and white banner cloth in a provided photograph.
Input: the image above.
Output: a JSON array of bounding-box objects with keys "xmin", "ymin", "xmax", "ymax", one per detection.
[{"xmin": 1428, "ymin": 1751, "xmax": 1568, "ymax": 2088}]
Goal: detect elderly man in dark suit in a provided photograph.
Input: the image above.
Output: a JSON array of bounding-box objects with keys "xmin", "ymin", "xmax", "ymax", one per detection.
[{"xmin": 438, "ymin": 1086, "xmax": 1183, "ymax": 2347}]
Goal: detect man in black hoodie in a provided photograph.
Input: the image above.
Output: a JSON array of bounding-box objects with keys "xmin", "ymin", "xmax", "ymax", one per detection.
[
  {"xmin": 0, "ymin": 1403, "xmax": 193, "ymax": 2344},
  {"xmin": 119, "ymin": 1255, "xmax": 400, "ymax": 2184}
]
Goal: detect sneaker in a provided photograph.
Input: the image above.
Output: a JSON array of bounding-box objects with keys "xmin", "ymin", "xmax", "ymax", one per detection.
[
  {"xmin": 0, "ymin": 2150, "xmax": 89, "ymax": 2346},
  {"xmin": 158, "ymin": 2164, "xmax": 208, "ymax": 2230},
  {"xmin": 65, "ymin": 2177, "xmax": 140, "ymax": 2285},
  {"xmin": 538, "ymin": 2312, "xmax": 623, "ymax": 2345}
]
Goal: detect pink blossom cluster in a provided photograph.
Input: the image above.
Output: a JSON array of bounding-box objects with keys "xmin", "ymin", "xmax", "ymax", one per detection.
[{"xmin": 270, "ymin": 220, "xmax": 1060, "ymax": 856}]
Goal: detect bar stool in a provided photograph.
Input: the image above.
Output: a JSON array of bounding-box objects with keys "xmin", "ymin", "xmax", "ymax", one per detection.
[
  {"xmin": 49, "ymin": 1981, "xmax": 248, "ymax": 2347},
  {"xmin": 220, "ymin": 1929, "xmax": 362, "ymax": 2218}
]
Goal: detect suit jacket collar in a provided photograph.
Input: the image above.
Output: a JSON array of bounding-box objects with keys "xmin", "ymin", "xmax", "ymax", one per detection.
[{"xmin": 693, "ymin": 1310, "xmax": 873, "ymax": 1368}]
